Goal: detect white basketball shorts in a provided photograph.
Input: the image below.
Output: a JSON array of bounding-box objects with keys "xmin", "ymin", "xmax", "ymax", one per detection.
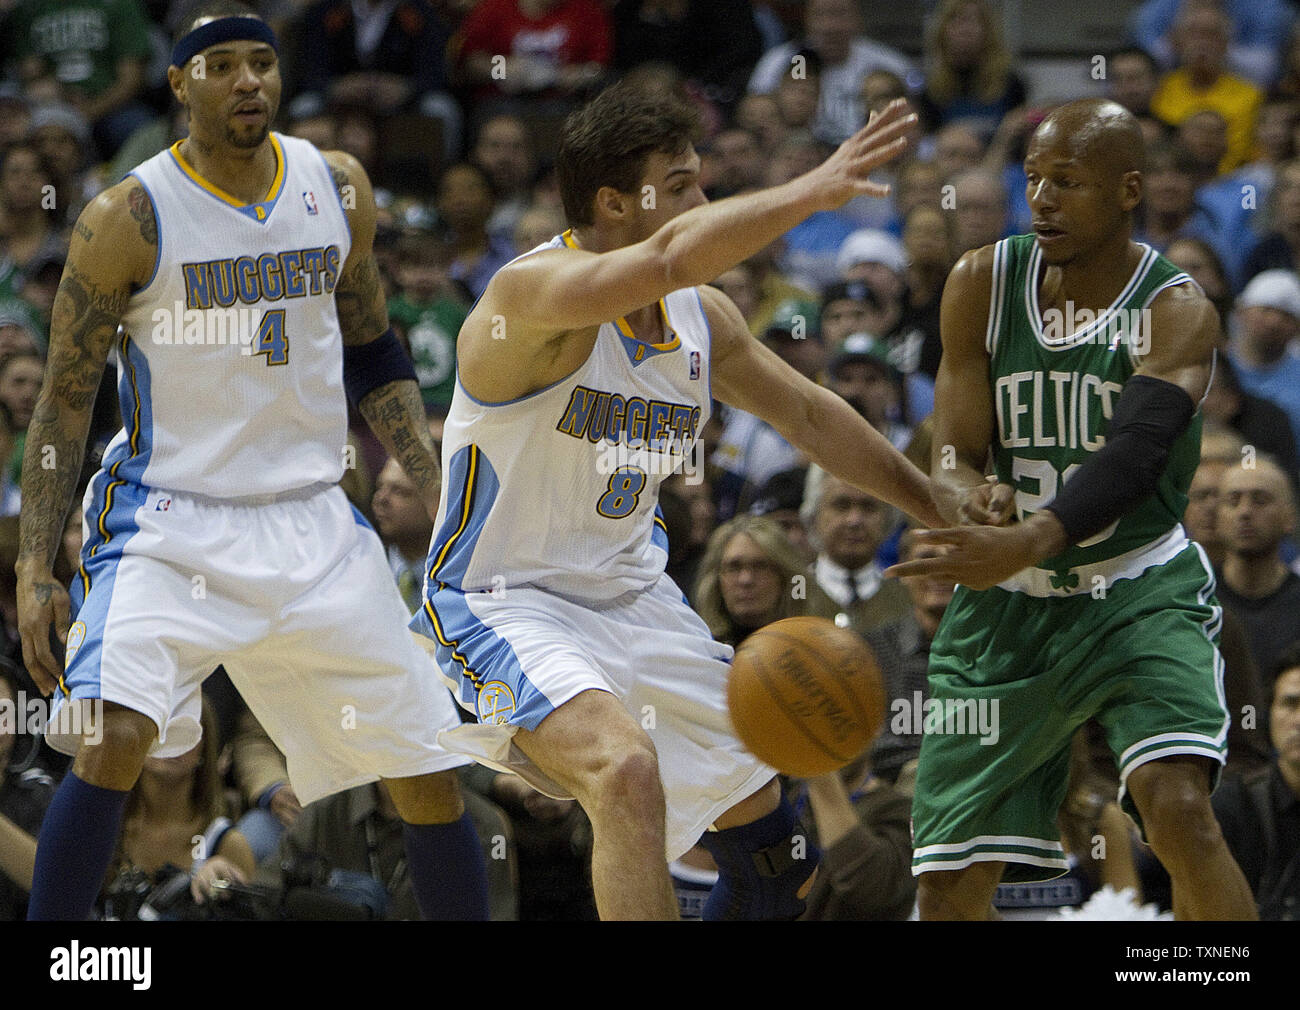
[
  {"xmin": 411, "ymin": 572, "xmax": 775, "ymax": 860},
  {"xmin": 54, "ymin": 478, "xmax": 467, "ymax": 804}
]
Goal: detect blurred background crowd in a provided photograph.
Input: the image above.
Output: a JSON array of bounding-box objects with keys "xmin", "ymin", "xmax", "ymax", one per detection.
[{"xmin": 2, "ymin": 0, "xmax": 1300, "ymax": 921}]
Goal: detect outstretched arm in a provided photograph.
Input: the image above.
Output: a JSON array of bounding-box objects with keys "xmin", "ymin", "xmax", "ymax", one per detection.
[
  {"xmin": 482, "ymin": 100, "xmax": 918, "ymax": 344},
  {"xmin": 16, "ymin": 182, "xmax": 154, "ymax": 693},
  {"xmin": 326, "ymin": 150, "xmax": 440, "ymax": 515},
  {"xmin": 705, "ymin": 285, "xmax": 943, "ymax": 529}
]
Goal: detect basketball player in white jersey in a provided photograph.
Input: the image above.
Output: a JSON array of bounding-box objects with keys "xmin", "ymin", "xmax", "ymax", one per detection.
[
  {"xmin": 411, "ymin": 83, "xmax": 945, "ymax": 920},
  {"xmin": 15, "ymin": 2, "xmax": 489, "ymax": 920}
]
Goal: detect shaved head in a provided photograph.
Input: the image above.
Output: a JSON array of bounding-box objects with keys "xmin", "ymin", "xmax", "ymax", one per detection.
[
  {"xmin": 1218, "ymin": 456, "xmax": 1297, "ymax": 560},
  {"xmin": 1023, "ymin": 98, "xmax": 1148, "ymax": 263},
  {"xmin": 1033, "ymin": 98, "xmax": 1147, "ymax": 177},
  {"xmin": 1221, "ymin": 456, "xmax": 1296, "ymax": 517}
]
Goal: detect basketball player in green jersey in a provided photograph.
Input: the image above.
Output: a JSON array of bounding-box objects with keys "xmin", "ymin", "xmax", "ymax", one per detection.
[{"xmin": 885, "ymin": 98, "xmax": 1257, "ymax": 919}]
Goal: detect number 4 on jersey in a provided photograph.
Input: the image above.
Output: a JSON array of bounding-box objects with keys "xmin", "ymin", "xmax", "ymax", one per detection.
[{"xmin": 254, "ymin": 309, "xmax": 289, "ymax": 365}]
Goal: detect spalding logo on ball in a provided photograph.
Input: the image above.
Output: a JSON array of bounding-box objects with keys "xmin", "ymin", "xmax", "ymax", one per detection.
[{"xmin": 726, "ymin": 616, "xmax": 886, "ymax": 777}]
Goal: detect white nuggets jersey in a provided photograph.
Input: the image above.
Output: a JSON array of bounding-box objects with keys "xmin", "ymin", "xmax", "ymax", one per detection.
[
  {"xmin": 112, "ymin": 133, "xmax": 351, "ymax": 498},
  {"xmin": 426, "ymin": 233, "xmax": 712, "ymax": 603}
]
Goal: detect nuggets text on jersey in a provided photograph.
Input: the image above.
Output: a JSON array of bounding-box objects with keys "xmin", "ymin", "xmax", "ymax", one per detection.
[{"xmin": 180, "ymin": 245, "xmax": 342, "ymax": 308}]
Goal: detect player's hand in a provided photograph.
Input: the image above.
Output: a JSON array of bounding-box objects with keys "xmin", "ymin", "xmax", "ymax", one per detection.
[
  {"xmin": 956, "ymin": 475, "xmax": 1017, "ymax": 526},
  {"xmin": 190, "ymin": 857, "xmax": 248, "ymax": 904},
  {"xmin": 16, "ymin": 566, "xmax": 71, "ymax": 695},
  {"xmin": 809, "ymin": 99, "xmax": 919, "ymax": 207},
  {"xmin": 883, "ymin": 523, "xmax": 1044, "ymax": 591}
]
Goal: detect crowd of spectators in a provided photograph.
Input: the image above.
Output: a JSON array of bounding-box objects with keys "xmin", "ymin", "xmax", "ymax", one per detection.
[{"xmin": 2, "ymin": 0, "xmax": 1300, "ymax": 920}]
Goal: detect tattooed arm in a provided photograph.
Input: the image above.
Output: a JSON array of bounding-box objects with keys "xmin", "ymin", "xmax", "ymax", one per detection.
[
  {"xmin": 324, "ymin": 150, "xmax": 441, "ymax": 514},
  {"xmin": 16, "ymin": 181, "xmax": 155, "ymax": 693}
]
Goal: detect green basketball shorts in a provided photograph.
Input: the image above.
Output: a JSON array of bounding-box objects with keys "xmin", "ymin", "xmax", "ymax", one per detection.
[{"xmin": 910, "ymin": 536, "xmax": 1228, "ymax": 883}]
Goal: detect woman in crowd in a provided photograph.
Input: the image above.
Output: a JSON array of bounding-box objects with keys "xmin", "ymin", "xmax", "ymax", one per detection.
[
  {"xmin": 101, "ymin": 700, "xmax": 255, "ymax": 918},
  {"xmin": 0, "ymin": 145, "xmax": 64, "ymax": 292},
  {"xmin": 1164, "ymin": 236, "xmax": 1235, "ymax": 324},
  {"xmin": 915, "ymin": 0, "xmax": 1027, "ymax": 140},
  {"xmin": 693, "ymin": 514, "xmax": 807, "ymax": 648}
]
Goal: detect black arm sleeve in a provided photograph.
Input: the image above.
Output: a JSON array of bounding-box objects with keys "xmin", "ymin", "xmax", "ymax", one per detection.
[
  {"xmin": 342, "ymin": 327, "xmax": 417, "ymax": 408},
  {"xmin": 1043, "ymin": 374, "xmax": 1197, "ymax": 545}
]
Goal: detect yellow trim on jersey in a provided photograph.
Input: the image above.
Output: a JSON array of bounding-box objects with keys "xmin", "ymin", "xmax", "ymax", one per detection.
[
  {"xmin": 428, "ymin": 444, "xmax": 480, "ymax": 582},
  {"xmin": 94, "ymin": 479, "xmax": 123, "ymax": 548},
  {"xmin": 168, "ymin": 133, "xmax": 286, "ymax": 209},
  {"xmin": 612, "ymin": 306, "xmax": 680, "ymax": 354},
  {"xmin": 654, "ymin": 300, "xmax": 680, "ymax": 350},
  {"xmin": 86, "ymin": 333, "xmax": 144, "ymax": 572},
  {"xmin": 421, "ymin": 598, "xmax": 485, "ymax": 691},
  {"xmin": 71, "ymin": 333, "xmax": 143, "ymax": 697},
  {"xmin": 559, "ymin": 230, "xmax": 681, "ymax": 351},
  {"xmin": 124, "ymin": 334, "xmax": 143, "ymax": 458}
]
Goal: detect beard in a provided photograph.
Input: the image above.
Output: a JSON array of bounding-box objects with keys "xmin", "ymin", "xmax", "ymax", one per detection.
[{"xmin": 227, "ymin": 120, "xmax": 271, "ymax": 149}]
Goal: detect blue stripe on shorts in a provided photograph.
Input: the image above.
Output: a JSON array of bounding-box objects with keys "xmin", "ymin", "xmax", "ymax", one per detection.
[
  {"xmin": 411, "ymin": 587, "xmax": 555, "ymax": 731},
  {"xmin": 62, "ymin": 479, "xmax": 150, "ymax": 700},
  {"xmin": 423, "ymin": 444, "xmax": 500, "ymax": 590},
  {"xmin": 61, "ymin": 333, "xmax": 155, "ymax": 701}
]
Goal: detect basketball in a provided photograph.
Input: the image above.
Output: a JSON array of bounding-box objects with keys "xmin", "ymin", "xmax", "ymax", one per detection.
[{"xmin": 726, "ymin": 616, "xmax": 887, "ymax": 778}]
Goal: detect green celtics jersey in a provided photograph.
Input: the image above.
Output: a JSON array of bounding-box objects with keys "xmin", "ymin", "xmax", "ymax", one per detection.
[
  {"xmin": 388, "ymin": 293, "xmax": 467, "ymax": 411},
  {"xmin": 986, "ymin": 235, "xmax": 1201, "ymax": 576}
]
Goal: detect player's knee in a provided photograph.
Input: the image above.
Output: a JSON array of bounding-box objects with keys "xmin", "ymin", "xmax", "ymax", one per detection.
[
  {"xmin": 1137, "ymin": 781, "xmax": 1222, "ymax": 860},
  {"xmin": 1129, "ymin": 763, "xmax": 1216, "ymax": 839},
  {"xmin": 592, "ymin": 745, "xmax": 664, "ymax": 817},
  {"xmin": 71, "ymin": 708, "xmax": 157, "ymax": 790},
  {"xmin": 698, "ymin": 797, "xmax": 818, "ymax": 921},
  {"xmin": 916, "ymin": 866, "xmax": 1000, "ymax": 921},
  {"xmin": 385, "ymin": 770, "xmax": 465, "ymax": 824},
  {"xmin": 917, "ymin": 875, "xmax": 963, "ymax": 921}
]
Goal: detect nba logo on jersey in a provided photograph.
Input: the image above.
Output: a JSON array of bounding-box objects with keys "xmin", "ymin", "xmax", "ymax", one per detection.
[
  {"xmin": 303, "ymin": 190, "xmax": 318, "ymax": 215},
  {"xmin": 689, "ymin": 351, "xmax": 700, "ymax": 379}
]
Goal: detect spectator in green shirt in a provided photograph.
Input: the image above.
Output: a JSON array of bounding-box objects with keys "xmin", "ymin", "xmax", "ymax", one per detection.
[
  {"xmin": 387, "ymin": 231, "xmax": 468, "ymax": 413},
  {"xmin": 9, "ymin": 0, "xmax": 156, "ymax": 157}
]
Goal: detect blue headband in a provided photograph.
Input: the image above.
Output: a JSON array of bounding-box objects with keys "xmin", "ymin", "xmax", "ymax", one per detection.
[{"xmin": 171, "ymin": 17, "xmax": 279, "ymax": 69}]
